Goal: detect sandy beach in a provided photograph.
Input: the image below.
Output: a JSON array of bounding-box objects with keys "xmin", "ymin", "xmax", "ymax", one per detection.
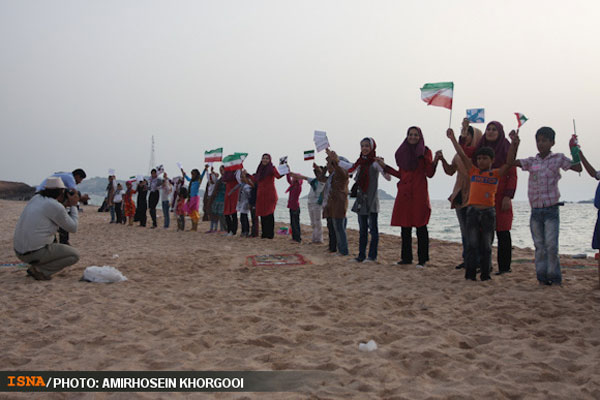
[{"xmin": 1, "ymin": 198, "xmax": 599, "ymax": 399}]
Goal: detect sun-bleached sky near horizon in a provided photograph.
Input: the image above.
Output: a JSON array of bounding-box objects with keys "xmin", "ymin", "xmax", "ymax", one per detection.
[{"xmin": 1, "ymin": 0, "xmax": 599, "ymax": 200}]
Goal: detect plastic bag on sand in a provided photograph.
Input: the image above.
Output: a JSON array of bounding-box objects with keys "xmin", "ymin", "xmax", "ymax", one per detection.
[
  {"xmin": 82, "ymin": 266, "xmax": 127, "ymax": 283},
  {"xmin": 358, "ymin": 340, "xmax": 377, "ymax": 352}
]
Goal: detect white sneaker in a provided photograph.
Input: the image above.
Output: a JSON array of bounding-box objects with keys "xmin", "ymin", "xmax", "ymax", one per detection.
[{"xmin": 416, "ymin": 264, "xmax": 425, "ymax": 269}]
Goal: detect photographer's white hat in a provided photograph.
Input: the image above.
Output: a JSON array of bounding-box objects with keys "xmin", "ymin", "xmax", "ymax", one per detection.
[{"xmin": 44, "ymin": 177, "xmax": 66, "ymax": 189}]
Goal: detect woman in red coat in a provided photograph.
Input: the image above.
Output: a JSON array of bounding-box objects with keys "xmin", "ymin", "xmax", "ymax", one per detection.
[
  {"xmin": 380, "ymin": 126, "xmax": 438, "ymax": 267},
  {"xmin": 254, "ymin": 154, "xmax": 282, "ymax": 239},
  {"xmin": 473, "ymin": 121, "xmax": 517, "ymax": 275}
]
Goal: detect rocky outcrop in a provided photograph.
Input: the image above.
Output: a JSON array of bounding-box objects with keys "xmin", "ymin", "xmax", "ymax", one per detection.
[{"xmin": 0, "ymin": 181, "xmax": 36, "ymax": 201}]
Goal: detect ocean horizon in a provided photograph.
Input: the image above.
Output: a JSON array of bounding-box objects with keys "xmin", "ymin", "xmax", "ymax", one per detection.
[{"xmin": 88, "ymin": 195, "xmax": 597, "ymax": 257}]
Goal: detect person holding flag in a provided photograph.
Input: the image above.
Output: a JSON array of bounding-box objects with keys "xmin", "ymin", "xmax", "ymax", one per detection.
[{"xmin": 473, "ymin": 121, "xmax": 517, "ymax": 275}]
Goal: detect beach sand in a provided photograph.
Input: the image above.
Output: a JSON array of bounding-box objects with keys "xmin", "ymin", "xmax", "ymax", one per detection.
[{"xmin": 1, "ymin": 199, "xmax": 599, "ymax": 399}]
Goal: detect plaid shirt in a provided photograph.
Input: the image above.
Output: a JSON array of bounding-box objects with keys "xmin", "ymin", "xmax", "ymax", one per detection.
[{"xmin": 519, "ymin": 152, "xmax": 572, "ymax": 208}]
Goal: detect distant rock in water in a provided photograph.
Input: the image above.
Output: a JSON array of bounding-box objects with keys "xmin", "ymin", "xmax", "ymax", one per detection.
[{"xmin": 0, "ymin": 181, "xmax": 36, "ymax": 201}]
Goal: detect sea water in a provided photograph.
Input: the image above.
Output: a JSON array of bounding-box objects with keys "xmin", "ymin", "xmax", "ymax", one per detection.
[
  {"xmin": 89, "ymin": 194, "xmax": 597, "ymax": 256},
  {"xmin": 274, "ymin": 199, "xmax": 598, "ymax": 257}
]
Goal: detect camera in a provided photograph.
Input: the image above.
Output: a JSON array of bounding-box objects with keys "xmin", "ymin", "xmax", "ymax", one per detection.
[{"xmin": 67, "ymin": 189, "xmax": 76, "ymax": 196}]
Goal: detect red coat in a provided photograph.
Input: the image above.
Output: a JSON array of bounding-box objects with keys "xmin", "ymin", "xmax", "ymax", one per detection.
[
  {"xmin": 224, "ymin": 180, "xmax": 239, "ymax": 215},
  {"xmin": 495, "ymin": 166, "xmax": 517, "ymax": 231},
  {"xmin": 255, "ymin": 167, "xmax": 282, "ymax": 217},
  {"xmin": 385, "ymin": 148, "xmax": 435, "ymax": 228}
]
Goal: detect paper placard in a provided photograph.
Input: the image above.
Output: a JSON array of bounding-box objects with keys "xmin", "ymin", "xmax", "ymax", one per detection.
[
  {"xmin": 314, "ymin": 130, "xmax": 330, "ymax": 152},
  {"xmin": 277, "ymin": 164, "xmax": 290, "ymax": 175},
  {"xmin": 176, "ymin": 162, "xmax": 183, "ymax": 169},
  {"xmin": 108, "ymin": 168, "xmax": 116, "ymax": 176},
  {"xmin": 466, "ymin": 108, "xmax": 485, "ymax": 123}
]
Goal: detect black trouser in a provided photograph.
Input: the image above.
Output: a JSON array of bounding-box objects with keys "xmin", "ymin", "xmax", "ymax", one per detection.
[
  {"xmin": 326, "ymin": 217, "xmax": 337, "ymax": 252},
  {"xmin": 148, "ymin": 191, "xmax": 160, "ymax": 227},
  {"xmin": 401, "ymin": 226, "xmax": 429, "ymax": 265},
  {"xmin": 495, "ymin": 230, "xmax": 512, "ymax": 273},
  {"xmin": 290, "ymin": 209, "xmax": 301, "ymax": 242},
  {"xmin": 250, "ymin": 207, "xmax": 259, "ymax": 237},
  {"xmin": 114, "ymin": 202, "xmax": 123, "ymax": 224},
  {"xmin": 240, "ymin": 213, "xmax": 249, "ymax": 235},
  {"xmin": 177, "ymin": 215, "xmax": 185, "ymax": 231},
  {"xmin": 261, "ymin": 214, "xmax": 275, "ymax": 239},
  {"xmin": 138, "ymin": 207, "xmax": 147, "ymax": 227},
  {"xmin": 225, "ymin": 213, "xmax": 238, "ymax": 235}
]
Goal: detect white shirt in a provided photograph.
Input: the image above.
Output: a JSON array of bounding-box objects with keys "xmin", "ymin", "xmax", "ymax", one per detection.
[{"xmin": 14, "ymin": 194, "xmax": 78, "ymax": 254}]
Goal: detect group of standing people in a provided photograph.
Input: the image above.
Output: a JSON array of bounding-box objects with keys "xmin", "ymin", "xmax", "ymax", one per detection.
[{"xmin": 99, "ymin": 118, "xmax": 599, "ymax": 286}]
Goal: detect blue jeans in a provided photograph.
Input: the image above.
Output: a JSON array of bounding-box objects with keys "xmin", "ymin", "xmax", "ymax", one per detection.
[
  {"xmin": 465, "ymin": 206, "xmax": 496, "ymax": 280},
  {"xmin": 332, "ymin": 217, "xmax": 348, "ymax": 256},
  {"xmin": 456, "ymin": 207, "xmax": 467, "ymax": 261},
  {"xmin": 530, "ymin": 205, "xmax": 561, "ymax": 284},
  {"xmin": 109, "ymin": 205, "xmax": 115, "ymax": 222},
  {"xmin": 162, "ymin": 200, "xmax": 170, "ymax": 228},
  {"xmin": 358, "ymin": 213, "xmax": 379, "ymax": 260}
]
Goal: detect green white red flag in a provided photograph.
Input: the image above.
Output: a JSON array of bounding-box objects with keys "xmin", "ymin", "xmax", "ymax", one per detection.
[
  {"xmin": 204, "ymin": 148, "xmax": 223, "ymax": 163},
  {"xmin": 515, "ymin": 113, "xmax": 528, "ymax": 128},
  {"xmin": 420, "ymin": 82, "xmax": 454, "ymax": 110},
  {"xmin": 222, "ymin": 153, "xmax": 248, "ymax": 171},
  {"xmin": 304, "ymin": 150, "xmax": 315, "ymax": 161}
]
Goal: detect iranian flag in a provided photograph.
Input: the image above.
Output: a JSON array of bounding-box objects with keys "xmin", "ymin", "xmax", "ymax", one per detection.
[
  {"xmin": 205, "ymin": 148, "xmax": 223, "ymax": 163},
  {"xmin": 420, "ymin": 82, "xmax": 454, "ymax": 109},
  {"xmin": 304, "ymin": 150, "xmax": 315, "ymax": 161},
  {"xmin": 515, "ymin": 113, "xmax": 528, "ymax": 128},
  {"xmin": 222, "ymin": 153, "xmax": 248, "ymax": 171}
]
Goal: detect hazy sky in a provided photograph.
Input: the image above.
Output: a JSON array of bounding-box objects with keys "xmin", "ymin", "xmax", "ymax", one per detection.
[{"xmin": 2, "ymin": 0, "xmax": 599, "ymax": 200}]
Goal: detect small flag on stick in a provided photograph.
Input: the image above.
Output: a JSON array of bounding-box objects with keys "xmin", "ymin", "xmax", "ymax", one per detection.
[
  {"xmin": 304, "ymin": 150, "xmax": 315, "ymax": 161},
  {"xmin": 515, "ymin": 113, "xmax": 528, "ymax": 128},
  {"xmin": 222, "ymin": 153, "xmax": 248, "ymax": 171},
  {"xmin": 466, "ymin": 108, "xmax": 485, "ymax": 123},
  {"xmin": 420, "ymin": 82, "xmax": 454, "ymax": 109},
  {"xmin": 205, "ymin": 148, "xmax": 223, "ymax": 163}
]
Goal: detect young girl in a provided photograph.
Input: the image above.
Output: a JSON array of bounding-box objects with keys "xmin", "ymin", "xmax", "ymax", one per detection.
[
  {"xmin": 113, "ymin": 183, "xmax": 124, "ymax": 224},
  {"xmin": 205, "ymin": 167, "xmax": 220, "ymax": 233},
  {"xmin": 348, "ymin": 137, "xmax": 391, "ymax": 262},
  {"xmin": 210, "ymin": 166, "xmax": 228, "ymax": 234},
  {"xmin": 291, "ymin": 164, "xmax": 327, "ymax": 244},
  {"xmin": 380, "ymin": 126, "xmax": 438, "ymax": 267},
  {"xmin": 182, "ymin": 166, "xmax": 208, "ymax": 231},
  {"xmin": 175, "ymin": 186, "xmax": 188, "ymax": 231},
  {"xmin": 123, "ymin": 180, "xmax": 136, "ymax": 226},
  {"xmin": 254, "ymin": 154, "xmax": 283, "ymax": 239},
  {"xmin": 230, "ymin": 170, "xmax": 254, "ymax": 237},
  {"xmin": 223, "ymin": 169, "xmax": 242, "ymax": 236},
  {"xmin": 473, "ymin": 121, "xmax": 517, "ymax": 275}
]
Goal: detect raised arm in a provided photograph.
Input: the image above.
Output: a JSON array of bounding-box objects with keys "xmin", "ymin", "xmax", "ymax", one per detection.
[
  {"xmin": 498, "ymin": 130, "xmax": 521, "ymax": 176},
  {"xmin": 579, "ymin": 150, "xmax": 598, "ymax": 179},
  {"xmin": 447, "ymin": 128, "xmax": 473, "ymax": 170}
]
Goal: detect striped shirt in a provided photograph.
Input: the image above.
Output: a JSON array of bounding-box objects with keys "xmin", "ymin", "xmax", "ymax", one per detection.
[{"xmin": 518, "ymin": 152, "xmax": 572, "ymax": 208}]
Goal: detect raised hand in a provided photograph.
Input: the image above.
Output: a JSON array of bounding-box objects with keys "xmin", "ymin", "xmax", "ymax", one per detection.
[
  {"xmin": 446, "ymin": 128, "xmax": 455, "ymax": 140},
  {"xmin": 508, "ymin": 130, "xmax": 520, "ymax": 143}
]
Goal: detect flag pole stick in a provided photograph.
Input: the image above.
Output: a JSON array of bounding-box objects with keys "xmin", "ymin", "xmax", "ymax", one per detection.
[
  {"xmin": 573, "ymin": 118, "xmax": 577, "ymax": 135},
  {"xmin": 448, "ymin": 108, "xmax": 453, "ymax": 129}
]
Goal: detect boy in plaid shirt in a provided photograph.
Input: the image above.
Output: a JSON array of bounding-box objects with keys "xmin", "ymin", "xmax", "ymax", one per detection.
[{"xmin": 515, "ymin": 127, "xmax": 582, "ymax": 285}]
